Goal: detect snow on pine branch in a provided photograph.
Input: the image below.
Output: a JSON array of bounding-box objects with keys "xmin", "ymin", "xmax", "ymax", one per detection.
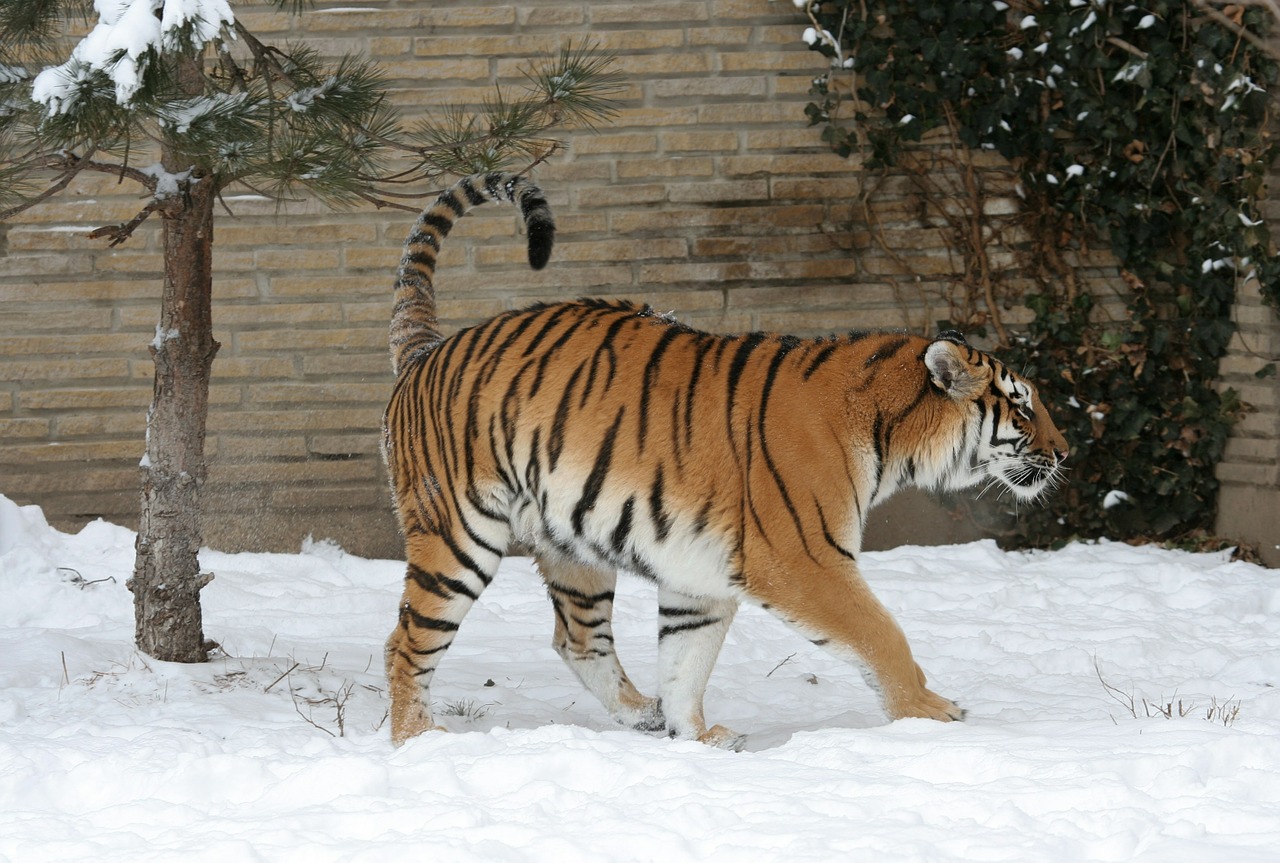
[{"xmin": 31, "ymin": 0, "xmax": 235, "ymax": 113}]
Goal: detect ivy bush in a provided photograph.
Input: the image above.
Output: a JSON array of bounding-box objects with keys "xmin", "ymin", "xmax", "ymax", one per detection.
[{"xmin": 799, "ymin": 0, "xmax": 1278, "ymax": 546}]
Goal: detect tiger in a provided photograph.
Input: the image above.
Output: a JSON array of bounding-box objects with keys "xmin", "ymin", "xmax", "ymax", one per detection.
[{"xmin": 382, "ymin": 171, "xmax": 1068, "ymax": 750}]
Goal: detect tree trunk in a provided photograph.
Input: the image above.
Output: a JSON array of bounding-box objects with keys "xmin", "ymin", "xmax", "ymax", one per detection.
[{"xmin": 128, "ymin": 168, "xmax": 220, "ymax": 663}]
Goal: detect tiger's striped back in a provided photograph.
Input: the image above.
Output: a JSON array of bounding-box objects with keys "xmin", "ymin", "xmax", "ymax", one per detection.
[{"xmin": 390, "ymin": 172, "xmax": 555, "ymax": 374}]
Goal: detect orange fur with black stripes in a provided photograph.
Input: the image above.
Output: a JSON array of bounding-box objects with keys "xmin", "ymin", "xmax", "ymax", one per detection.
[{"xmin": 382, "ymin": 172, "xmax": 1069, "ymax": 749}]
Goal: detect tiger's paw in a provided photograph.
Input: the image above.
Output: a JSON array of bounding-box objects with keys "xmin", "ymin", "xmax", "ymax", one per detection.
[
  {"xmin": 623, "ymin": 697, "xmax": 666, "ymax": 733},
  {"xmin": 891, "ymin": 689, "xmax": 966, "ymax": 723},
  {"xmin": 389, "ymin": 707, "xmax": 443, "ymax": 747},
  {"xmin": 698, "ymin": 724, "xmax": 747, "ymax": 752}
]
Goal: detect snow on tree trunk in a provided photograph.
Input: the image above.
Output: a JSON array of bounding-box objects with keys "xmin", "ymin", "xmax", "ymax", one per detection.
[{"xmin": 130, "ymin": 170, "xmax": 219, "ymax": 663}]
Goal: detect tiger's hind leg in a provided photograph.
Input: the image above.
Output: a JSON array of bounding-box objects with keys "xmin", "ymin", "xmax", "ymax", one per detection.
[
  {"xmin": 537, "ymin": 554, "xmax": 664, "ymax": 732},
  {"xmin": 386, "ymin": 531, "xmax": 502, "ymax": 746},
  {"xmin": 656, "ymin": 589, "xmax": 744, "ymax": 750}
]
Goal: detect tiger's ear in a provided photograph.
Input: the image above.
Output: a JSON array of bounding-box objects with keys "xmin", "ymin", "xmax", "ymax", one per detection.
[{"xmin": 925, "ymin": 339, "xmax": 986, "ymax": 400}]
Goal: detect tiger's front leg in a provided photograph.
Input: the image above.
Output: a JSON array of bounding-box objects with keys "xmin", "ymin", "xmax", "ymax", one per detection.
[
  {"xmin": 750, "ymin": 562, "xmax": 964, "ymax": 724},
  {"xmin": 656, "ymin": 590, "xmax": 745, "ymax": 750}
]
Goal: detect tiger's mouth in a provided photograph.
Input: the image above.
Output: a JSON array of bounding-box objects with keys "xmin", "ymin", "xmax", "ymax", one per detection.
[{"xmin": 995, "ymin": 458, "xmax": 1060, "ymax": 501}]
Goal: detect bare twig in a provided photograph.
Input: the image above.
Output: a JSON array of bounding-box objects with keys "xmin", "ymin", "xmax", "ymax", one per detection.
[
  {"xmin": 264, "ymin": 661, "xmax": 300, "ymax": 693},
  {"xmin": 766, "ymin": 653, "xmax": 796, "ymax": 678},
  {"xmin": 1094, "ymin": 656, "xmax": 1138, "ymax": 717},
  {"xmin": 1190, "ymin": 0, "xmax": 1280, "ymax": 62},
  {"xmin": 291, "ymin": 689, "xmax": 337, "ymax": 737},
  {"xmin": 88, "ymin": 198, "xmax": 167, "ymax": 247}
]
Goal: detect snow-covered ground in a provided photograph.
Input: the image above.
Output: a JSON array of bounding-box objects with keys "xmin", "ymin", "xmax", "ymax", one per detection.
[{"xmin": 1, "ymin": 492, "xmax": 1277, "ymax": 862}]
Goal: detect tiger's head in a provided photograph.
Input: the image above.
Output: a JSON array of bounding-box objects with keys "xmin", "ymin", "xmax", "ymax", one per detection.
[{"xmin": 923, "ymin": 332, "xmax": 1068, "ymax": 502}]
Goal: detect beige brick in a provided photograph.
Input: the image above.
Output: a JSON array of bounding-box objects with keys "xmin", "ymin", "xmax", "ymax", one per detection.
[
  {"xmin": 592, "ymin": 3, "xmax": 708, "ymax": 24},
  {"xmin": 610, "ymin": 204, "xmax": 827, "ymax": 233},
  {"xmin": 307, "ymin": 8, "xmax": 420, "ymax": 30},
  {"xmin": 727, "ymin": 283, "xmax": 893, "ymax": 310},
  {"xmin": 709, "ymin": 0, "xmax": 794, "ymax": 19},
  {"xmin": 268, "ymin": 486, "xmax": 388, "ymax": 511},
  {"xmin": 55, "ymin": 413, "xmax": 147, "ymax": 438},
  {"xmin": 236, "ymin": 328, "xmax": 386, "ymax": 353},
  {"xmin": 610, "ymin": 106, "xmax": 701, "ymax": 129},
  {"xmin": 688, "ymin": 27, "xmax": 753, "ymax": 46},
  {"xmin": 1223, "ymin": 437, "xmax": 1280, "ymax": 462},
  {"xmin": 639, "ymin": 258, "xmax": 857, "ymax": 285},
  {"xmin": 485, "ymin": 265, "xmax": 634, "ymax": 293},
  {"xmin": 217, "ymin": 222, "xmax": 378, "ymax": 248},
  {"xmin": 573, "ymin": 184, "xmax": 668, "ymax": 209},
  {"xmin": 723, "ymin": 153, "xmax": 854, "ymax": 176},
  {"xmin": 254, "ymin": 249, "xmax": 342, "ymax": 271},
  {"xmin": 698, "ymin": 102, "xmax": 806, "ymax": 125},
  {"xmin": 0, "ymin": 358, "xmax": 131, "ymax": 382},
  {"xmin": 0, "ymin": 308, "xmax": 115, "ymax": 333},
  {"xmin": 268, "ymin": 275, "xmax": 387, "ymax": 297},
  {"xmin": 677, "ymin": 312, "xmax": 754, "ymax": 334},
  {"xmin": 587, "ymin": 29, "xmax": 687, "ymax": 52},
  {"xmin": 215, "ymin": 302, "xmax": 347, "ymax": 327},
  {"xmin": 605, "ymin": 55, "xmax": 714, "ymax": 78},
  {"xmin": 210, "ymin": 435, "xmax": 310, "ymax": 460},
  {"xmin": 694, "ymin": 234, "xmax": 846, "ymax": 260},
  {"xmin": 421, "ymin": 7, "xmax": 516, "ymax": 27},
  {"xmin": 246, "ymin": 382, "xmax": 388, "ymax": 405},
  {"xmin": 668, "ymin": 179, "xmax": 770, "ymax": 204},
  {"xmin": 208, "ymin": 459, "xmax": 375, "ymax": 488},
  {"xmin": 4, "ymin": 333, "xmax": 148, "ymax": 357},
  {"xmin": 764, "ymin": 307, "xmax": 914, "ymax": 335},
  {"xmin": 210, "ymin": 357, "xmax": 299, "ymax": 380},
  {"xmin": 309, "ymin": 434, "xmax": 381, "ymax": 457},
  {"xmin": 571, "ymin": 134, "xmax": 661, "ymax": 156},
  {"xmin": 663, "ymin": 130, "xmax": 740, "ymax": 152},
  {"xmin": 1216, "ymin": 461, "xmax": 1280, "ymax": 485},
  {"xmin": 652, "ymin": 77, "xmax": 768, "ymax": 100},
  {"xmin": 213, "ymin": 279, "xmax": 263, "ymax": 301},
  {"xmin": 1, "ymin": 466, "xmax": 140, "ymax": 495},
  {"xmin": 721, "ymin": 51, "xmax": 828, "ymax": 74},
  {"xmin": 0, "ymin": 253, "xmax": 95, "ymax": 277},
  {"xmin": 231, "ymin": 11, "xmax": 291, "ymax": 33},
  {"xmin": 519, "ymin": 6, "xmax": 587, "ymax": 27},
  {"xmin": 0, "ymin": 417, "xmax": 51, "ymax": 439},
  {"xmin": 414, "ymin": 34, "xmax": 562, "ymax": 57},
  {"xmin": 0, "ymin": 280, "xmax": 151, "ymax": 303},
  {"xmin": 300, "ymin": 352, "xmax": 390, "ymax": 377},
  {"xmin": 369, "ymin": 36, "xmax": 414, "ymax": 57},
  {"xmin": 0, "ymin": 440, "xmax": 141, "ymax": 465},
  {"xmin": 744, "ymin": 128, "xmax": 838, "ymax": 151},
  {"xmin": 771, "ymin": 171, "xmax": 863, "ymax": 200},
  {"xmin": 616, "ymin": 158, "xmax": 716, "ymax": 180}
]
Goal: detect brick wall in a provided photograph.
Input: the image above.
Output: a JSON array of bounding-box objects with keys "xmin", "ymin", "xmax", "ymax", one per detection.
[
  {"xmin": 1216, "ymin": 277, "xmax": 1280, "ymax": 566},
  {"xmin": 2, "ymin": 0, "xmax": 1276, "ymax": 563}
]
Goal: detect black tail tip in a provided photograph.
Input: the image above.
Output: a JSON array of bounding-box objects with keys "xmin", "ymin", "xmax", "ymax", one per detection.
[{"xmin": 527, "ymin": 216, "xmax": 555, "ymax": 270}]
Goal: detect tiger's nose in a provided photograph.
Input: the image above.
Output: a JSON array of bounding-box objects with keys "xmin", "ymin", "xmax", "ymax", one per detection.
[{"xmin": 1054, "ymin": 446, "xmax": 1069, "ymax": 464}]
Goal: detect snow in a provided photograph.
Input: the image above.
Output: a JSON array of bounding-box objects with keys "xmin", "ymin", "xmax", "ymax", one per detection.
[
  {"xmin": 31, "ymin": 0, "xmax": 235, "ymax": 111},
  {"xmin": 1102, "ymin": 489, "xmax": 1132, "ymax": 509},
  {"xmin": 1, "ymin": 491, "xmax": 1278, "ymax": 861}
]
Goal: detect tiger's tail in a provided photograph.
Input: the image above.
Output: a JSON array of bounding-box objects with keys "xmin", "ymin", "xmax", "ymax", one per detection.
[{"xmin": 389, "ymin": 171, "xmax": 555, "ymax": 374}]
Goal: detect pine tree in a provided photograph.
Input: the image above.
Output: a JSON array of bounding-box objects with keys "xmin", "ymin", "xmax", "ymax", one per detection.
[{"xmin": 0, "ymin": 0, "xmax": 619, "ymax": 663}]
